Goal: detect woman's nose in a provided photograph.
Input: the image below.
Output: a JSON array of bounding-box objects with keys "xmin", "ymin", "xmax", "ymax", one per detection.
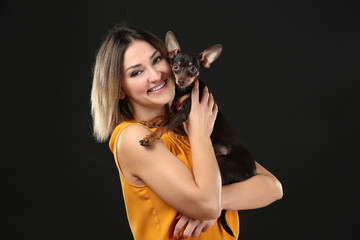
[{"xmin": 148, "ymin": 66, "xmax": 161, "ymax": 82}]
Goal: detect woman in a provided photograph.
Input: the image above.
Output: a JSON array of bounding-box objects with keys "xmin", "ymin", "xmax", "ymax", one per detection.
[{"xmin": 91, "ymin": 25, "xmax": 282, "ymax": 240}]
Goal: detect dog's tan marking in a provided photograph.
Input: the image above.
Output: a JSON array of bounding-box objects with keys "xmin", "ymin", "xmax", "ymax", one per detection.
[
  {"xmin": 186, "ymin": 76, "xmax": 192, "ymax": 84},
  {"xmin": 178, "ymin": 93, "xmax": 191, "ymax": 104},
  {"xmin": 186, "ymin": 76, "xmax": 197, "ymax": 85},
  {"xmin": 189, "ymin": 62, "xmax": 193, "ymax": 66},
  {"xmin": 140, "ymin": 116, "xmax": 168, "ymax": 128}
]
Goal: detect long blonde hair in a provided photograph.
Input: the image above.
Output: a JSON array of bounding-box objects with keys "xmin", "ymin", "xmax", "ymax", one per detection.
[{"xmin": 91, "ymin": 25, "xmax": 169, "ymax": 142}]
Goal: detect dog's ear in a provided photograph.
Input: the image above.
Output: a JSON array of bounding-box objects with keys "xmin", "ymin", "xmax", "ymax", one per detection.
[
  {"xmin": 165, "ymin": 31, "xmax": 180, "ymax": 59},
  {"xmin": 198, "ymin": 44, "xmax": 222, "ymax": 68}
]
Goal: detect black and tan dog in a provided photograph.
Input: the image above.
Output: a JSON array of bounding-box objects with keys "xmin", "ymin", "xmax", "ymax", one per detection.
[{"xmin": 140, "ymin": 31, "xmax": 256, "ymax": 237}]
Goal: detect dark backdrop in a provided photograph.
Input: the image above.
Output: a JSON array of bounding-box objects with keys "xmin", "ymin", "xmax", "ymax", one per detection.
[{"xmin": 2, "ymin": 0, "xmax": 359, "ymax": 239}]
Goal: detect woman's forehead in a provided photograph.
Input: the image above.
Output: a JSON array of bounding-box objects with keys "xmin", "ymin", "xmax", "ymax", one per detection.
[{"xmin": 123, "ymin": 40, "xmax": 157, "ymax": 66}]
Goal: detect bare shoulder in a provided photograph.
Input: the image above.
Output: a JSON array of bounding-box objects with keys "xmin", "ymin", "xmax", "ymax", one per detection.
[
  {"xmin": 116, "ymin": 124, "xmax": 154, "ymax": 184},
  {"xmin": 118, "ymin": 124, "xmax": 151, "ymax": 146},
  {"xmin": 117, "ymin": 124, "xmax": 175, "ymax": 182},
  {"xmin": 116, "ymin": 123, "xmax": 156, "ymax": 161}
]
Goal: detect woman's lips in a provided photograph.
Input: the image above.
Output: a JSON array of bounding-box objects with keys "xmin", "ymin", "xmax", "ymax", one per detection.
[{"xmin": 148, "ymin": 80, "xmax": 166, "ymax": 92}]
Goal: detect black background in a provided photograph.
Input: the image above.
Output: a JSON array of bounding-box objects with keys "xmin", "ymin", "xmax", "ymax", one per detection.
[{"xmin": 2, "ymin": 0, "xmax": 359, "ymax": 239}]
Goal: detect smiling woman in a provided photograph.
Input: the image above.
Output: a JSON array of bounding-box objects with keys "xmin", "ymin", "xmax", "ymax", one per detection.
[
  {"xmin": 90, "ymin": 25, "xmax": 282, "ymax": 240},
  {"xmin": 91, "ymin": 26, "xmax": 170, "ymax": 143}
]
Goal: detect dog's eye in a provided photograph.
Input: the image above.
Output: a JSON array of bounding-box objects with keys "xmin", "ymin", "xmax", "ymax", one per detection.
[
  {"xmin": 173, "ymin": 64, "xmax": 179, "ymax": 72},
  {"xmin": 189, "ymin": 66, "xmax": 197, "ymax": 73}
]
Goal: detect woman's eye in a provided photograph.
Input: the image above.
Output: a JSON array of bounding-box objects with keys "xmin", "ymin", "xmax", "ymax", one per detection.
[
  {"xmin": 153, "ymin": 56, "xmax": 162, "ymax": 64},
  {"xmin": 130, "ymin": 70, "xmax": 142, "ymax": 77}
]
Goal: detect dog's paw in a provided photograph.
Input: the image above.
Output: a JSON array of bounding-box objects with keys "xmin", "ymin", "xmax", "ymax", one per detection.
[
  {"xmin": 151, "ymin": 122, "xmax": 162, "ymax": 127},
  {"xmin": 141, "ymin": 121, "xmax": 163, "ymax": 128},
  {"xmin": 139, "ymin": 139, "xmax": 151, "ymax": 146}
]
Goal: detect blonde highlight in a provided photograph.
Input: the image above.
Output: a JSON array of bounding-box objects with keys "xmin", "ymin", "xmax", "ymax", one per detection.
[{"xmin": 90, "ymin": 25, "xmax": 169, "ymax": 142}]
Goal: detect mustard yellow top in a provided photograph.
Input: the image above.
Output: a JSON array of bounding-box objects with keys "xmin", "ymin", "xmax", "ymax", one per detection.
[{"xmin": 109, "ymin": 120, "xmax": 239, "ymax": 240}]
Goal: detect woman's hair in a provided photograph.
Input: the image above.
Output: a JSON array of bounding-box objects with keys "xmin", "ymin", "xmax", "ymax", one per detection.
[{"xmin": 91, "ymin": 25, "xmax": 169, "ymax": 142}]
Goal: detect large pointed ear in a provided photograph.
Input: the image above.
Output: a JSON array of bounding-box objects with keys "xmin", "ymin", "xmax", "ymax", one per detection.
[
  {"xmin": 198, "ymin": 44, "xmax": 222, "ymax": 68},
  {"xmin": 165, "ymin": 31, "xmax": 180, "ymax": 59}
]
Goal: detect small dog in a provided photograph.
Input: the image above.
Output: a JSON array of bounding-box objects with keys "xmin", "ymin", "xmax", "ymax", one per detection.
[{"xmin": 140, "ymin": 31, "xmax": 256, "ymax": 237}]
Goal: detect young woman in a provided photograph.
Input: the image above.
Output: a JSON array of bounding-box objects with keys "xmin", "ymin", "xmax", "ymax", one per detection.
[{"xmin": 91, "ymin": 25, "xmax": 282, "ymax": 240}]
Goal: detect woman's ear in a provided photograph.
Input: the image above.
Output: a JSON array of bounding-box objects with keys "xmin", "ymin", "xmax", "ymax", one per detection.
[{"xmin": 119, "ymin": 89, "xmax": 126, "ymax": 100}]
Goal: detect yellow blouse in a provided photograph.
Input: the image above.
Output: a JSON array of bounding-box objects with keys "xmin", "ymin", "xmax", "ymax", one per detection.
[{"xmin": 109, "ymin": 120, "xmax": 239, "ymax": 240}]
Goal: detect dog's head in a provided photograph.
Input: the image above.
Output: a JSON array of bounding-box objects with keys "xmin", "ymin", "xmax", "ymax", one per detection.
[{"xmin": 165, "ymin": 31, "xmax": 222, "ymax": 88}]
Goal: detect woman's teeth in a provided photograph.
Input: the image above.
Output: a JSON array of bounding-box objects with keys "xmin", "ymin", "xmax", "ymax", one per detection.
[{"xmin": 149, "ymin": 81, "xmax": 166, "ymax": 92}]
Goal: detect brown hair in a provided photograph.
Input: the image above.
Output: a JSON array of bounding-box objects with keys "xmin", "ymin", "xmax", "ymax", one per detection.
[{"xmin": 91, "ymin": 25, "xmax": 169, "ymax": 142}]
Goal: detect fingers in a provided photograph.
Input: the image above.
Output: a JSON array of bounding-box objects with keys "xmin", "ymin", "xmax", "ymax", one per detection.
[
  {"xmin": 173, "ymin": 214, "xmax": 217, "ymax": 238},
  {"xmin": 191, "ymin": 80, "xmax": 211, "ymax": 106},
  {"xmin": 208, "ymin": 91, "xmax": 215, "ymax": 109},
  {"xmin": 191, "ymin": 79, "xmax": 199, "ymax": 105},
  {"xmin": 173, "ymin": 215, "xmax": 188, "ymax": 238},
  {"xmin": 183, "ymin": 219, "xmax": 201, "ymax": 238},
  {"xmin": 202, "ymin": 87, "xmax": 217, "ymax": 114},
  {"xmin": 212, "ymin": 102, "xmax": 219, "ymax": 121},
  {"xmin": 186, "ymin": 81, "xmax": 218, "ymax": 138},
  {"xmin": 201, "ymin": 220, "xmax": 214, "ymax": 232},
  {"xmin": 207, "ymin": 90, "xmax": 218, "ymax": 120},
  {"xmin": 173, "ymin": 214, "xmax": 202, "ymax": 239},
  {"xmin": 192, "ymin": 224, "xmax": 205, "ymax": 237},
  {"xmin": 200, "ymin": 85, "xmax": 210, "ymax": 105},
  {"xmin": 191, "ymin": 80, "xmax": 217, "ymax": 110}
]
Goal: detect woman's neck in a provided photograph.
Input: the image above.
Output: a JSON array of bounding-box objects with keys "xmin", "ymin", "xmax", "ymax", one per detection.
[{"xmin": 132, "ymin": 105, "xmax": 170, "ymax": 123}]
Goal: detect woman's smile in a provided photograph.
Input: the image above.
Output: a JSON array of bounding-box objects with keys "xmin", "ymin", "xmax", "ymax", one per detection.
[{"xmin": 148, "ymin": 80, "xmax": 167, "ymax": 93}]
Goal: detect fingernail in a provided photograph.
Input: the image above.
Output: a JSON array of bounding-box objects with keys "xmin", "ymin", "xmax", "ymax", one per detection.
[
  {"xmin": 174, "ymin": 237, "xmax": 178, "ymax": 240},
  {"xmin": 215, "ymin": 101, "xmax": 217, "ymax": 105}
]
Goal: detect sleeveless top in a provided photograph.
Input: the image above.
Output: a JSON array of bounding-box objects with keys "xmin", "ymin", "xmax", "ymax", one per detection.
[{"xmin": 109, "ymin": 120, "xmax": 239, "ymax": 240}]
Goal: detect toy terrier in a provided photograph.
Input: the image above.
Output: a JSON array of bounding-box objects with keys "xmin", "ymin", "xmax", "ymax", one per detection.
[{"xmin": 140, "ymin": 31, "xmax": 256, "ymax": 237}]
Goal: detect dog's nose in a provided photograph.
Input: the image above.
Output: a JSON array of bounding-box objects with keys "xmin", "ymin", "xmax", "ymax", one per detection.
[{"xmin": 178, "ymin": 79, "xmax": 186, "ymax": 86}]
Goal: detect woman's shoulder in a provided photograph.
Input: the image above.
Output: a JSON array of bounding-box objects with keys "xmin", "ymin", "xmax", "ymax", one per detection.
[
  {"xmin": 109, "ymin": 120, "xmax": 151, "ymax": 153},
  {"xmin": 112, "ymin": 120, "xmax": 149, "ymax": 135},
  {"xmin": 120, "ymin": 123, "xmax": 151, "ymax": 143}
]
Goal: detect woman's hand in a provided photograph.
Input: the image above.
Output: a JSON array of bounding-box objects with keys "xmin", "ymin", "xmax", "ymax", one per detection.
[
  {"xmin": 183, "ymin": 80, "xmax": 218, "ymax": 140},
  {"xmin": 173, "ymin": 213, "xmax": 217, "ymax": 239}
]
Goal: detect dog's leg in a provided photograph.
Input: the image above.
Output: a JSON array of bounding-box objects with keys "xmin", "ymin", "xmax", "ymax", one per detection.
[
  {"xmin": 139, "ymin": 115, "xmax": 168, "ymax": 128},
  {"xmin": 139, "ymin": 110, "xmax": 189, "ymax": 146},
  {"xmin": 139, "ymin": 125, "xmax": 170, "ymax": 146}
]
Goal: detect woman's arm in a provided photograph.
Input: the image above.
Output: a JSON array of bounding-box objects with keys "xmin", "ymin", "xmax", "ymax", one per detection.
[
  {"xmin": 117, "ymin": 82, "xmax": 221, "ymax": 220},
  {"xmin": 221, "ymin": 162, "xmax": 283, "ymax": 211},
  {"xmin": 173, "ymin": 162, "xmax": 282, "ymax": 238}
]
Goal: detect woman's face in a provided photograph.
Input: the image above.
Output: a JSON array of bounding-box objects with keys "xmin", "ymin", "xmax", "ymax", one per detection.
[{"xmin": 121, "ymin": 40, "xmax": 174, "ymax": 118}]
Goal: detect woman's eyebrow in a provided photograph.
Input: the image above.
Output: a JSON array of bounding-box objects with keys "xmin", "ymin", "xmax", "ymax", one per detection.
[
  {"xmin": 125, "ymin": 50, "xmax": 159, "ymax": 73},
  {"xmin": 149, "ymin": 50, "xmax": 158, "ymax": 60},
  {"xmin": 125, "ymin": 64, "xmax": 141, "ymax": 73}
]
